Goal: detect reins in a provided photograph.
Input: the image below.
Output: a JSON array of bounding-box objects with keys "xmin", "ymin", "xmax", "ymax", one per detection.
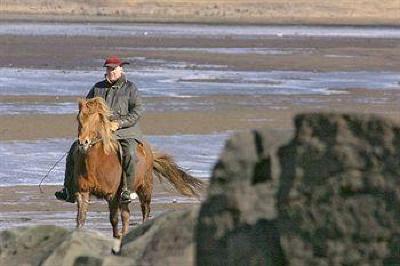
[
  {"xmin": 39, "ymin": 151, "xmax": 68, "ymax": 193},
  {"xmin": 38, "ymin": 138, "xmax": 103, "ymax": 193}
]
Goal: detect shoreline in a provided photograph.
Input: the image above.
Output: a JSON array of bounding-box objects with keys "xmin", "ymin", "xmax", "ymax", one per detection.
[{"xmin": 2, "ymin": 14, "xmax": 400, "ymax": 27}]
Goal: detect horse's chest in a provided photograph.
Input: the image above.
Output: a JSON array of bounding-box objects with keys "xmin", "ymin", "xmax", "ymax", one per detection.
[{"xmin": 77, "ymin": 152, "xmax": 121, "ymax": 194}]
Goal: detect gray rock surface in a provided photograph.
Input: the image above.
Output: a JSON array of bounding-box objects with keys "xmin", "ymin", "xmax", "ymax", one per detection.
[
  {"xmin": 43, "ymin": 230, "xmax": 114, "ymax": 266},
  {"xmin": 196, "ymin": 129, "xmax": 292, "ymax": 266},
  {"xmin": 119, "ymin": 207, "xmax": 199, "ymax": 266},
  {"xmin": 0, "ymin": 225, "xmax": 113, "ymax": 266},
  {"xmin": 197, "ymin": 113, "xmax": 400, "ymax": 265},
  {"xmin": 278, "ymin": 113, "xmax": 400, "ymax": 265},
  {"xmin": 0, "ymin": 225, "xmax": 69, "ymax": 266}
]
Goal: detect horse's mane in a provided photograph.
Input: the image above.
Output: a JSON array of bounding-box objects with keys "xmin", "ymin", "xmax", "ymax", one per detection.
[{"xmin": 78, "ymin": 97, "xmax": 118, "ymax": 154}]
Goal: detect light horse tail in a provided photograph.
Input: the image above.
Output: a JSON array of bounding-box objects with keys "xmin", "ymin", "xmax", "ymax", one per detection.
[{"xmin": 152, "ymin": 152, "xmax": 204, "ymax": 198}]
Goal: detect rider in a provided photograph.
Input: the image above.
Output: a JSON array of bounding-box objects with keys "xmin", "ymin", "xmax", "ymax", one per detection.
[{"xmin": 55, "ymin": 55, "xmax": 143, "ymax": 203}]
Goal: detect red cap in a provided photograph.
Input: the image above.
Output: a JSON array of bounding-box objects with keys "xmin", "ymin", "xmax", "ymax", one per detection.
[{"xmin": 103, "ymin": 56, "xmax": 129, "ymax": 67}]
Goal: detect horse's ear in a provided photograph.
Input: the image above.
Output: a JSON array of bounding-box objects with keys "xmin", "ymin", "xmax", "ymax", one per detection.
[{"xmin": 78, "ymin": 98, "xmax": 87, "ymax": 111}]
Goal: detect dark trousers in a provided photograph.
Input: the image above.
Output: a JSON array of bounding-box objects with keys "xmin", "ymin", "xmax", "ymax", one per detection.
[
  {"xmin": 64, "ymin": 138, "xmax": 136, "ymax": 193},
  {"xmin": 118, "ymin": 138, "xmax": 137, "ymax": 190}
]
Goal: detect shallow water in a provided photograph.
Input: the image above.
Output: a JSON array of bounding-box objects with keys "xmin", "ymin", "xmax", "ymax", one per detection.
[
  {"xmin": 2, "ymin": 23, "xmax": 400, "ymax": 39},
  {"xmin": 1, "ymin": 67, "xmax": 400, "ymax": 114},
  {"xmin": 0, "ymin": 134, "xmax": 229, "ymax": 186}
]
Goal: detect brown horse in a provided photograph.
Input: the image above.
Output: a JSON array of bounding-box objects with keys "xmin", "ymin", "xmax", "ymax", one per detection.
[{"xmin": 74, "ymin": 97, "xmax": 203, "ymax": 243}]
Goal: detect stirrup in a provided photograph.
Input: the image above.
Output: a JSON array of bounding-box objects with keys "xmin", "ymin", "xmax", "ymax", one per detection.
[{"xmin": 120, "ymin": 191, "xmax": 137, "ymax": 203}]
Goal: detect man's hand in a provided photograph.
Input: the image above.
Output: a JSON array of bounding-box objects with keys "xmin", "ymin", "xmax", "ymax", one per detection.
[{"xmin": 110, "ymin": 121, "xmax": 119, "ymax": 132}]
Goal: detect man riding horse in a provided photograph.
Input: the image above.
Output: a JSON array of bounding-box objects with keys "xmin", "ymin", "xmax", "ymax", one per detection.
[{"xmin": 55, "ymin": 55, "xmax": 142, "ymax": 204}]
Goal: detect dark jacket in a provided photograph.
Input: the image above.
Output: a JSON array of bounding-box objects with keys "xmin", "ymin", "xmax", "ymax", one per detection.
[{"xmin": 86, "ymin": 74, "xmax": 143, "ymax": 140}]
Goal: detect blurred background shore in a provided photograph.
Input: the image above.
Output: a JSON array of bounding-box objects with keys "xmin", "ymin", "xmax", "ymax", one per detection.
[{"xmin": 1, "ymin": 0, "xmax": 400, "ymax": 25}]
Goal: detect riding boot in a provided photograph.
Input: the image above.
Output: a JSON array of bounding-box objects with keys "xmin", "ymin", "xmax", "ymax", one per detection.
[
  {"xmin": 119, "ymin": 139, "xmax": 137, "ymax": 203},
  {"xmin": 55, "ymin": 140, "xmax": 78, "ymax": 203}
]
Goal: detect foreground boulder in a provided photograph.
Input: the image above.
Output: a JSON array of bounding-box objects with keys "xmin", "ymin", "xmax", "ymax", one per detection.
[
  {"xmin": 119, "ymin": 207, "xmax": 199, "ymax": 266},
  {"xmin": 197, "ymin": 113, "xmax": 400, "ymax": 265},
  {"xmin": 0, "ymin": 225, "xmax": 113, "ymax": 266},
  {"xmin": 196, "ymin": 128, "xmax": 291, "ymax": 265},
  {"xmin": 277, "ymin": 113, "xmax": 400, "ymax": 265}
]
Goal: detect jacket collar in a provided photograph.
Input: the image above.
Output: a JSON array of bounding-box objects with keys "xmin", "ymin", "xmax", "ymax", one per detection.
[{"xmin": 106, "ymin": 73, "xmax": 126, "ymax": 89}]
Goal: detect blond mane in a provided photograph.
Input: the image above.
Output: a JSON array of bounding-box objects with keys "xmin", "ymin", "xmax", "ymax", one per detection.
[{"xmin": 78, "ymin": 97, "xmax": 118, "ymax": 154}]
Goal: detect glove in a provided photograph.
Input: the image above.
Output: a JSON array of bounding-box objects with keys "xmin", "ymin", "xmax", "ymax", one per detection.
[{"xmin": 110, "ymin": 121, "xmax": 119, "ymax": 132}]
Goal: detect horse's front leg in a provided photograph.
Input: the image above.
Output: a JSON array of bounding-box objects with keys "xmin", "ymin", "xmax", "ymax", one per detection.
[
  {"xmin": 108, "ymin": 197, "xmax": 121, "ymax": 239},
  {"xmin": 76, "ymin": 192, "xmax": 89, "ymax": 229},
  {"xmin": 120, "ymin": 203, "xmax": 130, "ymax": 235}
]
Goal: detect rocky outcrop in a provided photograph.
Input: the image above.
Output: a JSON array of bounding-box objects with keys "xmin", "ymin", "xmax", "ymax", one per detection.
[
  {"xmin": 197, "ymin": 113, "xmax": 400, "ymax": 265},
  {"xmin": 277, "ymin": 113, "xmax": 400, "ymax": 265},
  {"xmin": 196, "ymin": 128, "xmax": 291, "ymax": 265},
  {"xmin": 3, "ymin": 113, "xmax": 400, "ymax": 265}
]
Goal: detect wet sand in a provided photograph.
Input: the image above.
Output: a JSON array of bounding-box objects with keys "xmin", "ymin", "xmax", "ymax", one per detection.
[
  {"xmin": 1, "ymin": 34, "xmax": 400, "ymax": 72},
  {"xmin": 0, "ymin": 184, "xmax": 201, "ymax": 235},
  {"xmin": 1, "ymin": 90, "xmax": 400, "ymax": 141}
]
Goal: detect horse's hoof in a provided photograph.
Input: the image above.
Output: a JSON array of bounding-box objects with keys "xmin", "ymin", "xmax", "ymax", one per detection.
[
  {"xmin": 111, "ymin": 248, "xmax": 121, "ymax": 255},
  {"xmin": 111, "ymin": 238, "xmax": 122, "ymax": 255}
]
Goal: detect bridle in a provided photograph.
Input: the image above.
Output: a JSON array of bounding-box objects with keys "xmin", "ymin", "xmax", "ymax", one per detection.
[
  {"xmin": 77, "ymin": 106, "xmax": 111, "ymax": 152},
  {"xmin": 87, "ymin": 137, "xmax": 103, "ymax": 148}
]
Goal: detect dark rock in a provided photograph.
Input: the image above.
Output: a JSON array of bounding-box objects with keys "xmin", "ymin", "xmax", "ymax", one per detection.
[
  {"xmin": 196, "ymin": 129, "xmax": 292, "ymax": 265},
  {"xmin": 277, "ymin": 113, "xmax": 400, "ymax": 265},
  {"xmin": 197, "ymin": 114, "xmax": 400, "ymax": 265}
]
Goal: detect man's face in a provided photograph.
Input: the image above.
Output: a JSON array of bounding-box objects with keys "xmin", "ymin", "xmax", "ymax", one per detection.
[{"xmin": 106, "ymin": 66, "xmax": 122, "ymax": 82}]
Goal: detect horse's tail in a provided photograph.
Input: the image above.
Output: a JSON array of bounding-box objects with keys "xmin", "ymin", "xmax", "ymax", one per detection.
[{"xmin": 152, "ymin": 152, "xmax": 204, "ymax": 197}]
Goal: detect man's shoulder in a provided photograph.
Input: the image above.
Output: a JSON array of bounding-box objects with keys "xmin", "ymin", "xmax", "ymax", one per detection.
[
  {"xmin": 94, "ymin": 80, "xmax": 107, "ymax": 89},
  {"xmin": 125, "ymin": 80, "xmax": 137, "ymax": 90}
]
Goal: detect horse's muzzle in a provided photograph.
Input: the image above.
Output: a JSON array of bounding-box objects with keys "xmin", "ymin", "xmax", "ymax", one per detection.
[
  {"xmin": 78, "ymin": 139, "xmax": 91, "ymax": 153},
  {"xmin": 78, "ymin": 144, "xmax": 89, "ymax": 153}
]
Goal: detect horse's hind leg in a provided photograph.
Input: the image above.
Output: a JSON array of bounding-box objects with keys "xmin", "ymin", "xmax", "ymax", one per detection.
[
  {"xmin": 108, "ymin": 197, "xmax": 121, "ymax": 239},
  {"xmin": 138, "ymin": 188, "xmax": 151, "ymax": 223},
  {"xmin": 76, "ymin": 192, "xmax": 89, "ymax": 229},
  {"xmin": 120, "ymin": 203, "xmax": 130, "ymax": 235}
]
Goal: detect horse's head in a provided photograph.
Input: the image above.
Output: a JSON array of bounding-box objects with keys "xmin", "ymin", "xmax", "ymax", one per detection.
[{"xmin": 77, "ymin": 97, "xmax": 115, "ymax": 154}]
